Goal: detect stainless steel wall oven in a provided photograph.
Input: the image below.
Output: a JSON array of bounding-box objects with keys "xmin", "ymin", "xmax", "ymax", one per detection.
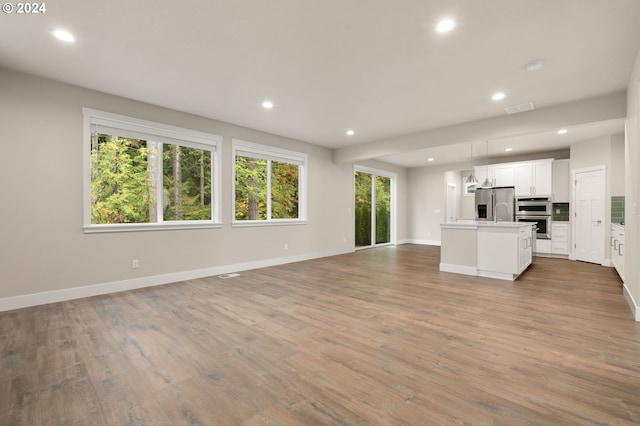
[{"xmin": 515, "ymin": 197, "xmax": 552, "ymax": 239}]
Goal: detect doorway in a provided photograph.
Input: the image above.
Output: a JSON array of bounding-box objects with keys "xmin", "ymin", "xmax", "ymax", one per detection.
[
  {"xmin": 446, "ymin": 183, "xmax": 457, "ymax": 223},
  {"xmin": 573, "ymin": 167, "xmax": 605, "ymax": 264},
  {"xmin": 354, "ymin": 166, "xmax": 396, "ymax": 249}
]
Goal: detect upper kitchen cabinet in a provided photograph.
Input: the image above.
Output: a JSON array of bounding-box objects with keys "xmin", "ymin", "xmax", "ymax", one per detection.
[
  {"xmin": 515, "ymin": 159, "xmax": 553, "ymax": 196},
  {"xmin": 552, "ymin": 159, "xmax": 570, "ymax": 202},
  {"xmin": 493, "ymin": 163, "xmax": 516, "ymax": 187},
  {"xmin": 474, "ymin": 163, "xmax": 515, "ymax": 187}
]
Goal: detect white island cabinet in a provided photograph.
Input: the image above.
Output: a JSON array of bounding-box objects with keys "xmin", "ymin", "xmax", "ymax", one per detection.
[{"xmin": 440, "ymin": 222, "xmax": 535, "ymax": 281}]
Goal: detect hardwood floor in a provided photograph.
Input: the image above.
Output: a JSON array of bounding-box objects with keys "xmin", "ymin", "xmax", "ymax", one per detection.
[{"xmin": 1, "ymin": 244, "xmax": 639, "ymax": 425}]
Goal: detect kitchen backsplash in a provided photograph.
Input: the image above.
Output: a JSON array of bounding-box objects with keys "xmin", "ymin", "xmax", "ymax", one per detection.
[
  {"xmin": 552, "ymin": 202, "xmax": 570, "ymax": 221},
  {"xmin": 611, "ymin": 196, "xmax": 625, "ymax": 224}
]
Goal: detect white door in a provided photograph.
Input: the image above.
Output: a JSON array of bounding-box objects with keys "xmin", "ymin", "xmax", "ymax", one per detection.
[
  {"xmin": 446, "ymin": 184, "xmax": 457, "ymax": 223},
  {"xmin": 574, "ymin": 168, "xmax": 605, "ymax": 264}
]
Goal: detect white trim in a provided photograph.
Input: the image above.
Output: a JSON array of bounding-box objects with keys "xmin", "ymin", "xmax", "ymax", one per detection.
[
  {"xmin": 83, "ymin": 221, "xmax": 223, "ymax": 234},
  {"xmin": 439, "ymin": 263, "xmax": 477, "ymax": 276},
  {"xmin": 353, "ymin": 164, "xmax": 398, "ymax": 247},
  {"xmin": 83, "ymin": 108, "xmax": 222, "ymax": 231},
  {"xmin": 231, "ymin": 138, "xmax": 308, "ymax": 224},
  {"xmin": 83, "ymin": 108, "xmax": 220, "ymax": 146},
  {"xmin": 0, "ymin": 248, "xmax": 353, "ymax": 312},
  {"xmin": 231, "ymin": 219, "xmax": 308, "ymax": 228},
  {"xmin": 570, "ymin": 165, "xmax": 606, "ymax": 264},
  {"xmin": 623, "ymin": 283, "xmax": 640, "ymax": 321},
  {"xmin": 406, "ymin": 239, "xmax": 441, "ymax": 246}
]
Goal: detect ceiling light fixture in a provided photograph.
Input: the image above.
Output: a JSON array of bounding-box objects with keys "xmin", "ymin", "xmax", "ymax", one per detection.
[
  {"xmin": 427, "ymin": 158, "xmax": 434, "ymax": 162},
  {"xmin": 262, "ymin": 100, "xmax": 274, "ymax": 109},
  {"xmin": 53, "ymin": 30, "xmax": 75, "ymax": 42},
  {"xmin": 346, "ymin": 129, "xmax": 355, "ymax": 136},
  {"xmin": 557, "ymin": 129, "xmax": 568, "ymax": 134},
  {"xmin": 481, "ymin": 141, "xmax": 492, "ymax": 188},
  {"xmin": 492, "ymin": 92, "xmax": 506, "ymax": 101},
  {"xmin": 465, "ymin": 143, "xmax": 478, "ymax": 185},
  {"xmin": 505, "ymin": 148, "xmax": 513, "ymax": 152},
  {"xmin": 526, "ymin": 60, "xmax": 544, "ymax": 72},
  {"xmin": 436, "ymin": 19, "xmax": 455, "ymax": 33}
]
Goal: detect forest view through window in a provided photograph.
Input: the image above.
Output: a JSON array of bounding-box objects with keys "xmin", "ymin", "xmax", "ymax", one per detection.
[
  {"xmin": 355, "ymin": 170, "xmax": 392, "ymax": 248},
  {"xmin": 233, "ymin": 139, "xmax": 307, "ymax": 223},
  {"xmin": 84, "ymin": 109, "xmax": 220, "ymax": 231}
]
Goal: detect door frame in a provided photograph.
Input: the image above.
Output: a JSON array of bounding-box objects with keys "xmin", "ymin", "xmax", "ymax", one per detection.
[
  {"xmin": 571, "ymin": 165, "xmax": 606, "ymax": 264},
  {"xmin": 446, "ymin": 183, "xmax": 457, "ymax": 223},
  {"xmin": 354, "ymin": 165, "xmax": 397, "ymax": 249}
]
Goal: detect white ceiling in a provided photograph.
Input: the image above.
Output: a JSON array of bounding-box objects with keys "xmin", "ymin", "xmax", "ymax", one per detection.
[{"xmin": 1, "ymin": 0, "xmax": 639, "ymax": 168}]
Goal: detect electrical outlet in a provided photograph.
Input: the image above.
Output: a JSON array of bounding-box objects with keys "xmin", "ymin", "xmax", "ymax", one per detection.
[{"xmin": 132, "ymin": 259, "xmax": 139, "ymax": 269}]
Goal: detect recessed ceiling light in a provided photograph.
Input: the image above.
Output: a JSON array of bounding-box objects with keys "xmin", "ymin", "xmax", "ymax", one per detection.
[
  {"xmin": 505, "ymin": 148, "xmax": 513, "ymax": 152},
  {"xmin": 53, "ymin": 30, "xmax": 75, "ymax": 43},
  {"xmin": 557, "ymin": 129, "xmax": 568, "ymax": 134},
  {"xmin": 492, "ymin": 92, "xmax": 506, "ymax": 101},
  {"xmin": 346, "ymin": 129, "xmax": 355, "ymax": 136},
  {"xmin": 436, "ymin": 19, "xmax": 455, "ymax": 33},
  {"xmin": 526, "ymin": 60, "xmax": 544, "ymax": 72},
  {"xmin": 262, "ymin": 100, "xmax": 274, "ymax": 109},
  {"xmin": 427, "ymin": 158, "xmax": 434, "ymax": 162}
]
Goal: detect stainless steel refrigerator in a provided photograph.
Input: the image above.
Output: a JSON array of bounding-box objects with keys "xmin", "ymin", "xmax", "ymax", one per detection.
[{"xmin": 475, "ymin": 186, "xmax": 515, "ymax": 222}]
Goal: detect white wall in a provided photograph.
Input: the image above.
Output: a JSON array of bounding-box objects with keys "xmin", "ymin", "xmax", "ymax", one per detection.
[
  {"xmin": 624, "ymin": 47, "xmax": 640, "ymax": 320},
  {"xmin": 407, "ymin": 162, "xmax": 469, "ymax": 244},
  {"xmin": 0, "ymin": 68, "xmax": 406, "ymax": 308},
  {"xmin": 611, "ymin": 134, "xmax": 625, "ymax": 196},
  {"xmin": 569, "ymin": 134, "xmax": 625, "ymax": 263}
]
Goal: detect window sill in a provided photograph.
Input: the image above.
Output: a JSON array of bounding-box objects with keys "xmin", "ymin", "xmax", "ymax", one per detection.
[
  {"xmin": 83, "ymin": 221, "xmax": 223, "ymax": 234},
  {"xmin": 231, "ymin": 219, "xmax": 308, "ymax": 228}
]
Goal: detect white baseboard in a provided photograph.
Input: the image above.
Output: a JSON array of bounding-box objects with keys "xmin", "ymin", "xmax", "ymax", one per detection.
[
  {"xmin": 405, "ymin": 239, "xmax": 441, "ymax": 246},
  {"xmin": 623, "ymin": 283, "xmax": 639, "ymax": 322},
  {"xmin": 439, "ymin": 263, "xmax": 476, "ymax": 276},
  {"xmin": 0, "ymin": 248, "xmax": 353, "ymax": 312}
]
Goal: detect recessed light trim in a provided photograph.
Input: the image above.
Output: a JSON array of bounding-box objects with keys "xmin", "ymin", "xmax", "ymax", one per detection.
[
  {"xmin": 557, "ymin": 129, "xmax": 568, "ymax": 135},
  {"xmin": 436, "ymin": 19, "xmax": 455, "ymax": 33},
  {"xmin": 492, "ymin": 92, "xmax": 506, "ymax": 101},
  {"xmin": 262, "ymin": 100, "xmax": 274, "ymax": 109},
  {"xmin": 346, "ymin": 129, "xmax": 355, "ymax": 136},
  {"xmin": 53, "ymin": 30, "xmax": 75, "ymax": 43}
]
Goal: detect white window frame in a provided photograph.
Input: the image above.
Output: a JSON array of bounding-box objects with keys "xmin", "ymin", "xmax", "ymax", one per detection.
[
  {"xmin": 83, "ymin": 108, "xmax": 222, "ymax": 233},
  {"xmin": 353, "ymin": 164, "xmax": 397, "ymax": 248},
  {"xmin": 232, "ymin": 139, "xmax": 308, "ymax": 227}
]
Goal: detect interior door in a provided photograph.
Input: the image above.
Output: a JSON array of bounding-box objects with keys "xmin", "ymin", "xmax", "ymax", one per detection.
[
  {"xmin": 446, "ymin": 184, "xmax": 457, "ymax": 223},
  {"xmin": 574, "ymin": 168, "xmax": 605, "ymax": 264}
]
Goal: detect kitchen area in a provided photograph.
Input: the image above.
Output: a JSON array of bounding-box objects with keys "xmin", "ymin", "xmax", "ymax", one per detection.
[{"xmin": 437, "ymin": 145, "xmax": 625, "ymax": 283}]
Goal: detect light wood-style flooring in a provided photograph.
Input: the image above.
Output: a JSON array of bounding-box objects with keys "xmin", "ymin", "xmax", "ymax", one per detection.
[{"xmin": 1, "ymin": 245, "xmax": 640, "ymax": 425}]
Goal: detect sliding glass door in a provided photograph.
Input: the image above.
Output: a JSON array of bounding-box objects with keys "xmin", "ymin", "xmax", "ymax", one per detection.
[{"xmin": 355, "ymin": 167, "xmax": 395, "ymax": 249}]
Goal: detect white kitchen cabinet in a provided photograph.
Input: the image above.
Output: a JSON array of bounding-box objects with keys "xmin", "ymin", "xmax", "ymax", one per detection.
[
  {"xmin": 551, "ymin": 222, "xmax": 570, "ymax": 256},
  {"xmin": 611, "ymin": 224, "xmax": 625, "ymax": 281},
  {"xmin": 493, "ymin": 163, "xmax": 516, "ymax": 187},
  {"xmin": 552, "ymin": 159, "xmax": 570, "ymax": 202},
  {"xmin": 518, "ymin": 225, "xmax": 534, "ymax": 272},
  {"xmin": 515, "ymin": 159, "xmax": 553, "ymax": 196},
  {"xmin": 440, "ymin": 222, "xmax": 533, "ymax": 281}
]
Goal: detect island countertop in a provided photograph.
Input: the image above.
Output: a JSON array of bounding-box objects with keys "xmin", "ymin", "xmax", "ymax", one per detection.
[{"xmin": 440, "ymin": 221, "xmax": 535, "ymax": 281}]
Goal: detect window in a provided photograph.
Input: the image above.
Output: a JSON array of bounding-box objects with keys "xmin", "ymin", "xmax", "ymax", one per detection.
[
  {"xmin": 232, "ymin": 139, "xmax": 307, "ymax": 225},
  {"xmin": 83, "ymin": 108, "xmax": 221, "ymax": 232}
]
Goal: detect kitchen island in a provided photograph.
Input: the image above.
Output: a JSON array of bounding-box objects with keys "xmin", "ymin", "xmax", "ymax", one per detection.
[{"xmin": 440, "ymin": 221, "xmax": 535, "ymax": 281}]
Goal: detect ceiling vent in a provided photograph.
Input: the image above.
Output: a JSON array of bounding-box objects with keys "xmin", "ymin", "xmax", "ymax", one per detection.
[{"xmin": 504, "ymin": 102, "xmax": 535, "ymax": 114}]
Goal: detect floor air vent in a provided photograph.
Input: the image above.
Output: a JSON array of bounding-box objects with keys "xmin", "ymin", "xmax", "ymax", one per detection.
[
  {"xmin": 505, "ymin": 101, "xmax": 535, "ymax": 114},
  {"xmin": 218, "ymin": 273, "xmax": 240, "ymax": 279}
]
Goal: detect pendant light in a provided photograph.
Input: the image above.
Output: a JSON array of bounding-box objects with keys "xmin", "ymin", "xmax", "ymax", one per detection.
[
  {"xmin": 481, "ymin": 140, "xmax": 492, "ymax": 188},
  {"xmin": 465, "ymin": 143, "xmax": 478, "ymax": 184}
]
